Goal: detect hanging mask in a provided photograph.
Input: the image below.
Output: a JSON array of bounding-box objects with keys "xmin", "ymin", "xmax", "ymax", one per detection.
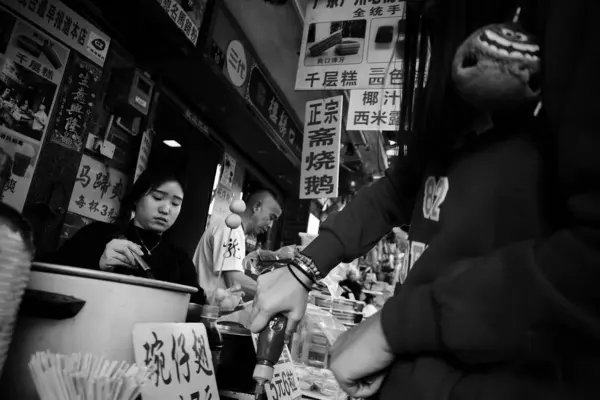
[{"xmin": 452, "ymin": 21, "xmax": 541, "ymax": 111}]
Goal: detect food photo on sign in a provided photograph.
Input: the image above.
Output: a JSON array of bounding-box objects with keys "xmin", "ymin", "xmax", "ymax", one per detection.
[{"xmin": 304, "ymin": 20, "xmax": 367, "ymax": 67}]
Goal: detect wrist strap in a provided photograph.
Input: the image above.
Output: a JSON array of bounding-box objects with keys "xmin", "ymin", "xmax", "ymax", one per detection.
[{"xmin": 287, "ymin": 265, "xmax": 311, "ymax": 292}]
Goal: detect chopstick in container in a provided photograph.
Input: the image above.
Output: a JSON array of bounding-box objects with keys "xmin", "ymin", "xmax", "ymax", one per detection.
[{"xmin": 29, "ymin": 351, "xmax": 155, "ymax": 400}]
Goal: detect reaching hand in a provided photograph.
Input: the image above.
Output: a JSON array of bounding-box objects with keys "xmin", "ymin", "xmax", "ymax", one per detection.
[
  {"xmin": 250, "ymin": 265, "xmax": 311, "ymax": 336},
  {"xmin": 99, "ymin": 239, "xmax": 144, "ymax": 271},
  {"xmin": 329, "ymin": 311, "xmax": 394, "ymax": 398}
]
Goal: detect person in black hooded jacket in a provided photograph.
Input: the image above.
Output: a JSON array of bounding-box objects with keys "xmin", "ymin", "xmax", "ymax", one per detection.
[
  {"xmin": 42, "ymin": 168, "xmax": 206, "ymax": 305},
  {"xmin": 249, "ymin": 1, "xmax": 600, "ymax": 399}
]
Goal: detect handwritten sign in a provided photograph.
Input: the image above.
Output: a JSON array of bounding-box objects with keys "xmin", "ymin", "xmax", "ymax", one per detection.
[
  {"xmin": 251, "ymin": 335, "xmax": 302, "ymax": 400},
  {"xmin": 2, "ymin": 0, "xmax": 111, "ymax": 67},
  {"xmin": 134, "ymin": 129, "xmax": 154, "ymax": 183},
  {"xmin": 299, "ymin": 96, "xmax": 343, "ymax": 200},
  {"xmin": 295, "ymin": 0, "xmax": 405, "ymax": 90},
  {"xmin": 50, "ymin": 57, "xmax": 102, "ymax": 152},
  {"xmin": 347, "ymin": 88, "xmax": 401, "ymax": 131},
  {"xmin": 133, "ymin": 323, "xmax": 220, "ymax": 400},
  {"xmin": 67, "ymin": 155, "xmax": 128, "ymax": 223}
]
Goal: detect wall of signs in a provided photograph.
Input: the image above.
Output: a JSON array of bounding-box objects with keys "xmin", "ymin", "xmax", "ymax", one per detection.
[
  {"xmin": 2, "ymin": 0, "xmax": 111, "ymax": 67},
  {"xmin": 300, "ymin": 96, "xmax": 343, "ymax": 200},
  {"xmin": 0, "ymin": 7, "xmax": 69, "ymax": 210},
  {"xmin": 347, "ymin": 88, "xmax": 401, "ymax": 131},
  {"xmin": 133, "ymin": 323, "xmax": 219, "ymax": 400},
  {"xmin": 67, "ymin": 154, "xmax": 128, "ymax": 223},
  {"xmin": 296, "ymin": 0, "xmax": 406, "ymax": 90}
]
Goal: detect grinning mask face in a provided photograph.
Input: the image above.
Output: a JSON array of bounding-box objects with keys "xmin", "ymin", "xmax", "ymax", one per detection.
[{"xmin": 452, "ymin": 23, "xmax": 541, "ymax": 111}]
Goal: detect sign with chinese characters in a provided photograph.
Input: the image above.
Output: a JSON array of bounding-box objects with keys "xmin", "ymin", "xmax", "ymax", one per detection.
[
  {"xmin": 300, "ymin": 96, "xmax": 343, "ymax": 199},
  {"xmin": 155, "ymin": 0, "xmax": 202, "ymax": 46},
  {"xmin": 247, "ymin": 66, "xmax": 303, "ymax": 161},
  {"xmin": 226, "ymin": 40, "xmax": 247, "ymax": 88},
  {"xmin": 67, "ymin": 155, "xmax": 128, "ymax": 223},
  {"xmin": 2, "ymin": 0, "xmax": 111, "ymax": 67},
  {"xmin": 219, "ymin": 152, "xmax": 236, "ymax": 189},
  {"xmin": 133, "ymin": 323, "xmax": 220, "ymax": 400},
  {"xmin": 184, "ymin": 108, "xmax": 209, "ymax": 135},
  {"xmin": 50, "ymin": 55, "xmax": 101, "ymax": 151},
  {"xmin": 0, "ymin": 9, "xmax": 68, "ymax": 211},
  {"xmin": 134, "ymin": 128, "xmax": 154, "ymax": 183},
  {"xmin": 251, "ymin": 335, "xmax": 302, "ymax": 400},
  {"xmin": 295, "ymin": 0, "xmax": 406, "ymax": 90},
  {"xmin": 347, "ymin": 88, "xmax": 401, "ymax": 131}
]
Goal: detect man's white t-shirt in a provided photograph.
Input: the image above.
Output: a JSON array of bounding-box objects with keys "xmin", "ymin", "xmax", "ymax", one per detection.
[
  {"xmin": 32, "ymin": 110, "xmax": 48, "ymax": 131},
  {"xmin": 193, "ymin": 217, "xmax": 246, "ymax": 294}
]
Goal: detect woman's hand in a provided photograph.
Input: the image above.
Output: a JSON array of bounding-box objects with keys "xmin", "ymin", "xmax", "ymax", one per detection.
[
  {"xmin": 99, "ymin": 239, "xmax": 144, "ymax": 271},
  {"xmin": 250, "ymin": 266, "xmax": 311, "ymax": 337}
]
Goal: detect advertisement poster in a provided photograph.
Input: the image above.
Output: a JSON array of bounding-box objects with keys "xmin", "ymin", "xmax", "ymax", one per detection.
[
  {"xmin": 299, "ymin": 96, "xmax": 343, "ymax": 200},
  {"xmin": 50, "ymin": 56, "xmax": 102, "ymax": 151},
  {"xmin": 0, "ymin": 9, "xmax": 69, "ymax": 210},
  {"xmin": 295, "ymin": 0, "xmax": 406, "ymax": 90},
  {"xmin": 2, "ymin": 0, "xmax": 111, "ymax": 67},
  {"xmin": 347, "ymin": 88, "xmax": 401, "ymax": 131},
  {"xmin": 67, "ymin": 155, "xmax": 128, "ymax": 223}
]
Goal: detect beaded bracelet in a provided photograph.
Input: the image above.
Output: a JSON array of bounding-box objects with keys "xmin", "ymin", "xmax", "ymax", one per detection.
[{"xmin": 287, "ymin": 264, "xmax": 311, "ymax": 292}]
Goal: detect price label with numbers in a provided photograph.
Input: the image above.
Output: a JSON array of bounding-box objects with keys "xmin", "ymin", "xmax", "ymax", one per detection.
[
  {"xmin": 251, "ymin": 334, "xmax": 302, "ymax": 400},
  {"xmin": 133, "ymin": 323, "xmax": 220, "ymax": 400}
]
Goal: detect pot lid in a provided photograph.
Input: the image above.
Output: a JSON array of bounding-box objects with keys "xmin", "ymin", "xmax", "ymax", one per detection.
[{"xmin": 32, "ymin": 263, "xmax": 198, "ymax": 294}]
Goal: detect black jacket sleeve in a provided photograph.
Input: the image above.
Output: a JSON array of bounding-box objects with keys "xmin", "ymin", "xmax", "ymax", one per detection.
[
  {"xmin": 302, "ymin": 153, "xmax": 422, "ymax": 275},
  {"xmin": 380, "ymin": 1, "xmax": 600, "ymax": 363},
  {"xmin": 40, "ymin": 222, "xmax": 114, "ymax": 270}
]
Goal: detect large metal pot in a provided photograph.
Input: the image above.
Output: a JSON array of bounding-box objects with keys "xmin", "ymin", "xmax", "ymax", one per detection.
[{"xmin": 0, "ymin": 262, "xmax": 197, "ymax": 399}]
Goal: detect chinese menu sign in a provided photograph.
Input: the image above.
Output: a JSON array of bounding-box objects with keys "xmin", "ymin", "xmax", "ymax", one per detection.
[
  {"xmin": 0, "ymin": 8, "xmax": 69, "ymax": 211},
  {"xmin": 296, "ymin": 0, "xmax": 406, "ymax": 90},
  {"xmin": 347, "ymin": 88, "xmax": 401, "ymax": 131},
  {"xmin": 251, "ymin": 335, "xmax": 302, "ymax": 400},
  {"xmin": 3, "ymin": 0, "xmax": 111, "ymax": 67},
  {"xmin": 155, "ymin": 0, "xmax": 205, "ymax": 46},
  {"xmin": 300, "ymin": 96, "xmax": 343, "ymax": 200},
  {"xmin": 50, "ymin": 56, "xmax": 101, "ymax": 152},
  {"xmin": 67, "ymin": 155, "xmax": 128, "ymax": 223},
  {"xmin": 247, "ymin": 66, "xmax": 303, "ymax": 162},
  {"xmin": 133, "ymin": 323, "xmax": 220, "ymax": 400}
]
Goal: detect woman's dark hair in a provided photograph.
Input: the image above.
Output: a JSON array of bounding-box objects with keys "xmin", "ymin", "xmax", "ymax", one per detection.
[
  {"xmin": 118, "ymin": 168, "xmax": 187, "ymax": 223},
  {"xmin": 0, "ymin": 202, "xmax": 35, "ymax": 256}
]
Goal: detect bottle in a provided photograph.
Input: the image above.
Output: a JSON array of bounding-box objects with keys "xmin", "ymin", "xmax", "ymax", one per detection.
[
  {"xmin": 253, "ymin": 314, "xmax": 288, "ymax": 389},
  {"xmin": 200, "ymin": 305, "xmax": 223, "ymax": 375}
]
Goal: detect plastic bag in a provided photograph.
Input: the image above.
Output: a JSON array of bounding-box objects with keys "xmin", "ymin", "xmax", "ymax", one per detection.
[{"xmin": 290, "ymin": 304, "xmax": 348, "ymax": 399}]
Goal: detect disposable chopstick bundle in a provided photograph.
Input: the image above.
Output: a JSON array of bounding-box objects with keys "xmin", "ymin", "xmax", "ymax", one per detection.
[{"xmin": 29, "ymin": 351, "xmax": 156, "ymax": 400}]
